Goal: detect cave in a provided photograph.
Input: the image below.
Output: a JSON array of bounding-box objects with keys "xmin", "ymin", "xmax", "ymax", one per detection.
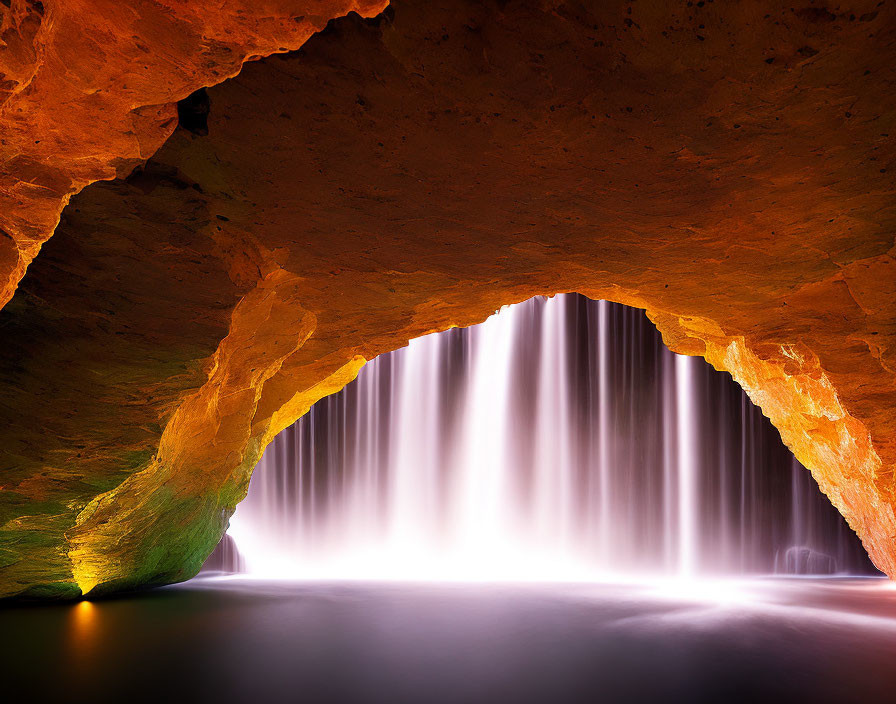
[{"xmin": 1, "ymin": 0, "xmax": 895, "ymax": 701}]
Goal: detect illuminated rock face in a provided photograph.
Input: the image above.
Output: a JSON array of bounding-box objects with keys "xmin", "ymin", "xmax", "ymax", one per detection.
[
  {"xmin": 0, "ymin": 0, "xmax": 388, "ymax": 311},
  {"xmin": 0, "ymin": 1, "xmax": 894, "ymax": 598}
]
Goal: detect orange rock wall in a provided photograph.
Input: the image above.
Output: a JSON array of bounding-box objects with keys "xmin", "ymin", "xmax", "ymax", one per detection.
[
  {"xmin": 0, "ymin": 0, "xmax": 894, "ymax": 597},
  {"xmin": 0, "ymin": 0, "xmax": 388, "ymax": 310}
]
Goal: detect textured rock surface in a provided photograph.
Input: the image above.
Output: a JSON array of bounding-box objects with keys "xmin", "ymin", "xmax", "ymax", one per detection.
[
  {"xmin": 0, "ymin": 0, "xmax": 388, "ymax": 311},
  {"xmin": 0, "ymin": 0, "xmax": 894, "ymax": 598}
]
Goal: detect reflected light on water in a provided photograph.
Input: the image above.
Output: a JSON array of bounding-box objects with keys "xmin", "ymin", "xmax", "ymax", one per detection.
[
  {"xmin": 4, "ymin": 575, "xmax": 895, "ymax": 703},
  {"xmin": 68, "ymin": 600, "xmax": 97, "ymax": 651},
  {"xmin": 644, "ymin": 577, "xmax": 756, "ymax": 606}
]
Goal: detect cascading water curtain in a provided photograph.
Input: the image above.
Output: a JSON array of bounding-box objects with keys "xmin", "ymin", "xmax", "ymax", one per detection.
[{"xmin": 210, "ymin": 295, "xmax": 878, "ymax": 579}]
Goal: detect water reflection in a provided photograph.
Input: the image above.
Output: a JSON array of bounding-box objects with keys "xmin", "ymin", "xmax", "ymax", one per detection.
[
  {"xmin": 2, "ymin": 577, "xmax": 895, "ymax": 703},
  {"xmin": 69, "ymin": 600, "xmax": 97, "ymax": 651}
]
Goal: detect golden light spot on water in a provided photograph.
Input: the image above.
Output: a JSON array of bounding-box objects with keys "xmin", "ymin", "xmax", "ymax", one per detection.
[
  {"xmin": 71, "ymin": 600, "xmax": 96, "ymax": 645},
  {"xmin": 64, "ymin": 599, "xmax": 102, "ymax": 680}
]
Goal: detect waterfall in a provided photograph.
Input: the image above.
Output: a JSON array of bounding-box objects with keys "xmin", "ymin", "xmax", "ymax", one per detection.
[
  {"xmin": 676, "ymin": 354, "xmax": 697, "ymax": 577},
  {"xmin": 211, "ymin": 295, "xmax": 877, "ymax": 579}
]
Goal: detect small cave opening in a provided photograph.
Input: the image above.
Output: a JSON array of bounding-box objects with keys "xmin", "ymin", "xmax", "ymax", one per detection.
[{"xmin": 205, "ymin": 295, "xmax": 878, "ymax": 580}]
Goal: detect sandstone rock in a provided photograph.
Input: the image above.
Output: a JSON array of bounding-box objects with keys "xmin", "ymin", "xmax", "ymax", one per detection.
[
  {"xmin": 0, "ymin": 0, "xmax": 388, "ymax": 311},
  {"xmin": 0, "ymin": 0, "xmax": 893, "ymax": 597}
]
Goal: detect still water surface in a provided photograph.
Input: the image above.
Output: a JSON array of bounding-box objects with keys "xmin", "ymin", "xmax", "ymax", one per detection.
[{"xmin": 3, "ymin": 576, "xmax": 896, "ymax": 703}]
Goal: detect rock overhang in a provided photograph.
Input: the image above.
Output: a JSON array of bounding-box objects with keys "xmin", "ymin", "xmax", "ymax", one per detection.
[{"xmin": 0, "ymin": 0, "xmax": 893, "ymax": 598}]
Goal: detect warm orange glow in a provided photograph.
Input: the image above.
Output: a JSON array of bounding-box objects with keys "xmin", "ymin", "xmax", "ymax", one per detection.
[{"xmin": 69, "ymin": 600, "xmax": 97, "ymax": 650}]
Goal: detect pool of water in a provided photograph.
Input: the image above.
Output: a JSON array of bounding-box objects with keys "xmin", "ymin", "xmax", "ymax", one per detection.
[{"xmin": 3, "ymin": 577, "xmax": 896, "ymax": 703}]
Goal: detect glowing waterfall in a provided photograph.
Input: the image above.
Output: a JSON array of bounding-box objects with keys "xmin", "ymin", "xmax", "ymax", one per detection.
[
  {"xmin": 676, "ymin": 355, "xmax": 697, "ymax": 577},
  {"xmin": 221, "ymin": 295, "xmax": 875, "ymax": 580}
]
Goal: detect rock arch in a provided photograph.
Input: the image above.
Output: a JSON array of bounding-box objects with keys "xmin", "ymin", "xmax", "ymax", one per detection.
[{"xmin": 0, "ymin": 1, "xmax": 893, "ymax": 597}]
